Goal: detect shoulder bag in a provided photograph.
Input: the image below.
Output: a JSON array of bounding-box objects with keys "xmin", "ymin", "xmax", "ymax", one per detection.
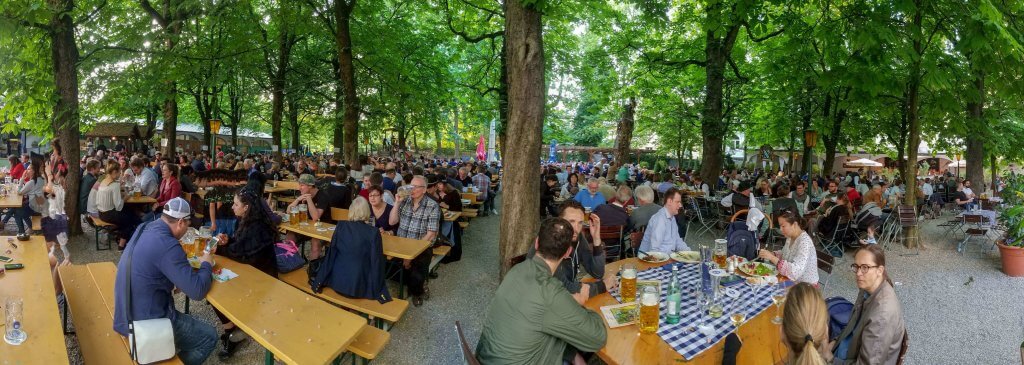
[{"xmin": 124, "ymin": 222, "xmax": 176, "ymax": 363}]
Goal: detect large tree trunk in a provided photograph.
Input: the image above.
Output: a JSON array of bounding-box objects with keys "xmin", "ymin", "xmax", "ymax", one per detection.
[
  {"xmin": 497, "ymin": 37, "xmax": 509, "ymax": 160},
  {"xmin": 902, "ymin": 2, "xmax": 924, "ymax": 249},
  {"xmin": 287, "ymin": 93, "xmax": 300, "ymax": 149},
  {"xmin": 697, "ymin": 23, "xmax": 741, "ymax": 184},
  {"xmin": 610, "ymin": 97, "xmax": 637, "ymax": 180},
  {"xmin": 965, "ymin": 66, "xmax": 985, "ymax": 187},
  {"xmin": 269, "ymin": 29, "xmax": 293, "ymax": 161},
  {"xmin": 49, "ymin": 0, "xmax": 83, "ymax": 235},
  {"xmin": 453, "ymin": 106, "xmax": 461, "ymax": 159},
  {"xmin": 140, "ymin": 0, "xmax": 185, "ymax": 155},
  {"xmin": 331, "ymin": 60, "xmax": 344, "ymax": 154},
  {"xmin": 335, "ymin": 1, "xmax": 360, "ymax": 167},
  {"xmin": 499, "ymin": 0, "xmax": 544, "ymax": 278}
]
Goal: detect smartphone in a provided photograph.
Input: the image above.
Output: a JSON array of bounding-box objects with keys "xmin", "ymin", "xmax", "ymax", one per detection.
[
  {"xmin": 0, "ymin": 256, "xmax": 11, "ymax": 263},
  {"xmin": 4, "ymin": 263, "xmax": 23, "ymax": 270}
]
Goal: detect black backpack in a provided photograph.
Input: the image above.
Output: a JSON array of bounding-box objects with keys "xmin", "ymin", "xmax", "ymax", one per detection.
[{"xmin": 725, "ymin": 221, "xmax": 758, "ymax": 260}]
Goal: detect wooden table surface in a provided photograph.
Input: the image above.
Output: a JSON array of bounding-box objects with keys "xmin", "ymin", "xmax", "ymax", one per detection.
[
  {"xmin": 124, "ymin": 195, "xmax": 157, "ymax": 204},
  {"xmin": 280, "ymin": 221, "xmax": 431, "ymax": 260},
  {"xmin": 443, "ymin": 211, "xmax": 461, "ymax": 222},
  {"xmin": 585, "ymin": 258, "xmax": 789, "ymax": 365},
  {"xmin": 0, "ymin": 236, "xmax": 70, "ymax": 364},
  {"xmin": 208, "ymin": 256, "xmax": 368, "ymax": 365},
  {"xmin": 264, "ymin": 186, "xmax": 293, "ymax": 194},
  {"xmin": 0, "ymin": 193, "xmax": 22, "ymax": 208}
]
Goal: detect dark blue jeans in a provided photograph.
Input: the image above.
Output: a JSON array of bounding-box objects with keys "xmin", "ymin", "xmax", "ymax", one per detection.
[
  {"xmin": 171, "ymin": 311, "xmax": 217, "ymax": 365},
  {"xmin": 2, "ymin": 206, "xmax": 33, "ymax": 234}
]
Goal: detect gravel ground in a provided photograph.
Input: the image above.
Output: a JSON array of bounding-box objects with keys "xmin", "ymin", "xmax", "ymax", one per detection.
[{"xmin": 54, "ymin": 201, "xmax": 1024, "ymax": 365}]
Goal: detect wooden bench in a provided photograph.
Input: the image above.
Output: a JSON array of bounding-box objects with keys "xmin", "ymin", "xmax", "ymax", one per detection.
[
  {"xmin": 331, "ymin": 208, "xmax": 351, "ymax": 222},
  {"xmin": 60, "ymin": 264, "xmax": 183, "ymax": 364},
  {"xmin": 462, "ymin": 209, "xmax": 479, "ymax": 219},
  {"xmin": 429, "ymin": 245, "xmax": 452, "ymax": 274},
  {"xmin": 347, "ymin": 326, "xmax": 390, "ymax": 363},
  {"xmin": 458, "ymin": 221, "xmax": 470, "ymax": 229},
  {"xmin": 84, "ymin": 215, "xmax": 115, "ymax": 251},
  {"xmin": 278, "ymin": 268, "xmax": 409, "ymax": 329}
]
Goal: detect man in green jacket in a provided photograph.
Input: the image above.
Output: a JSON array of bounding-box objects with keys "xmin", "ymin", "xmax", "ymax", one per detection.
[{"xmin": 476, "ymin": 218, "xmax": 608, "ymax": 364}]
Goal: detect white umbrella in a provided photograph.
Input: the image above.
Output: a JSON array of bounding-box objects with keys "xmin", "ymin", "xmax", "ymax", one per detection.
[
  {"xmin": 845, "ymin": 158, "xmax": 883, "ymax": 167},
  {"xmin": 950, "ymin": 160, "xmax": 967, "ymax": 167}
]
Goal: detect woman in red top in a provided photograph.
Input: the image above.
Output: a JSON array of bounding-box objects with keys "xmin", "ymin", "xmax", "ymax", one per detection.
[
  {"xmin": 8, "ymin": 156, "xmax": 24, "ymax": 180},
  {"xmin": 154, "ymin": 163, "xmax": 182, "ymax": 211}
]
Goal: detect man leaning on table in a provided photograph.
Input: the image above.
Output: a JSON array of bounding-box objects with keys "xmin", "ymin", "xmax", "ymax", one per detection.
[
  {"xmin": 477, "ymin": 218, "xmax": 607, "ymax": 365},
  {"xmin": 113, "ymin": 198, "xmax": 217, "ymax": 365},
  {"xmin": 639, "ymin": 187, "xmax": 690, "ymax": 253}
]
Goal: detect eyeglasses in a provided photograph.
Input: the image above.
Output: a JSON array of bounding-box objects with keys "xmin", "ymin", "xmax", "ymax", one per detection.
[
  {"xmin": 850, "ymin": 264, "xmax": 880, "ymax": 274},
  {"xmin": 368, "ymin": 194, "xmax": 381, "ymax": 198},
  {"xmin": 412, "ymin": 185, "xmax": 426, "ymax": 189}
]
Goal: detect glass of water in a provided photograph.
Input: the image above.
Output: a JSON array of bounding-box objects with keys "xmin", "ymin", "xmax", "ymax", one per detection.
[{"xmin": 5, "ymin": 297, "xmax": 26, "ymax": 345}]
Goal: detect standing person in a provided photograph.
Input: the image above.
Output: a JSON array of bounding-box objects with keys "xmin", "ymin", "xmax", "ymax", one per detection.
[
  {"xmin": 471, "ymin": 165, "xmax": 492, "ymax": 215},
  {"xmin": 113, "ymin": 198, "xmax": 217, "ymax": 365},
  {"xmin": 782, "ymin": 283, "xmax": 830, "ymax": 365},
  {"xmin": 42, "ymin": 162, "xmax": 71, "ymax": 264},
  {"xmin": 476, "ymin": 218, "xmax": 607, "ymax": 365},
  {"xmin": 828, "ymin": 245, "xmax": 906, "ymax": 365},
  {"xmin": 212, "ymin": 188, "xmax": 279, "ymax": 359},
  {"xmin": 758, "ymin": 212, "xmax": 819, "ymax": 285},
  {"xmin": 387, "ymin": 175, "xmax": 440, "ymax": 306}
]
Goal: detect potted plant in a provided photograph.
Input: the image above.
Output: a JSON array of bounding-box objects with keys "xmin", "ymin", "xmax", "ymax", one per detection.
[{"xmin": 996, "ymin": 173, "xmax": 1024, "ymax": 277}]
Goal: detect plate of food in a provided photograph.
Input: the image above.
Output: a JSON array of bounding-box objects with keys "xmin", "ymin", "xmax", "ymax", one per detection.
[
  {"xmin": 670, "ymin": 251, "xmax": 701, "ymax": 263},
  {"xmin": 745, "ymin": 275, "xmax": 779, "ymax": 286},
  {"xmin": 739, "ymin": 261, "xmax": 777, "ymax": 277},
  {"xmin": 638, "ymin": 251, "xmax": 670, "ymax": 263}
]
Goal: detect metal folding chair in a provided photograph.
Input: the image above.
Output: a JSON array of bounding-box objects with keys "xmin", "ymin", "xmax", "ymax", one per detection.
[
  {"xmin": 686, "ymin": 197, "xmax": 718, "ymax": 239},
  {"xmin": 895, "ymin": 205, "xmax": 920, "ymax": 256},
  {"xmin": 957, "ymin": 214, "xmax": 994, "ymax": 254},
  {"xmin": 815, "ymin": 248, "xmax": 835, "ymax": 292},
  {"xmin": 817, "ymin": 218, "xmax": 850, "ymax": 259}
]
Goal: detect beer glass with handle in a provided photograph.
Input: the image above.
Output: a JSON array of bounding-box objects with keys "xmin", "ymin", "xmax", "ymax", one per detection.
[
  {"xmin": 638, "ymin": 287, "xmax": 660, "ymax": 334},
  {"xmin": 619, "ymin": 263, "xmax": 637, "ymax": 303}
]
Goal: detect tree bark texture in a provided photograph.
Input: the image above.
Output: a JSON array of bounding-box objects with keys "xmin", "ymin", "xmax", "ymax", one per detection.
[
  {"xmin": 335, "ymin": 0, "xmax": 360, "ymax": 167},
  {"xmin": 697, "ymin": 22, "xmax": 741, "ymax": 184},
  {"xmin": 140, "ymin": 0, "xmax": 185, "ymax": 155},
  {"xmin": 610, "ymin": 97, "xmax": 637, "ymax": 180},
  {"xmin": 48, "ymin": 0, "xmax": 83, "ymax": 234},
  {"xmin": 287, "ymin": 93, "xmax": 300, "ymax": 149},
  {"xmin": 499, "ymin": 0, "xmax": 544, "ymax": 279},
  {"xmin": 965, "ymin": 66, "xmax": 985, "ymax": 187},
  {"xmin": 269, "ymin": 28, "xmax": 293, "ymax": 161},
  {"xmin": 902, "ymin": 2, "xmax": 924, "ymax": 248}
]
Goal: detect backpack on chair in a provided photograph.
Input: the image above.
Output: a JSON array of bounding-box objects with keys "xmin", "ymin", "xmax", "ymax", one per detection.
[
  {"xmin": 825, "ymin": 296, "xmax": 855, "ymax": 340},
  {"xmin": 725, "ymin": 221, "xmax": 758, "ymax": 260}
]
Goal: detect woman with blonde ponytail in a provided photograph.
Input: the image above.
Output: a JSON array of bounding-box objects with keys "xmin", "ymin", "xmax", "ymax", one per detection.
[{"xmin": 781, "ymin": 282, "xmax": 829, "ymax": 365}]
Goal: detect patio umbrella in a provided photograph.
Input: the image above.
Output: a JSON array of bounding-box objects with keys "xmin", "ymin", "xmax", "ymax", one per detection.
[{"xmin": 844, "ymin": 158, "xmax": 883, "ymax": 167}]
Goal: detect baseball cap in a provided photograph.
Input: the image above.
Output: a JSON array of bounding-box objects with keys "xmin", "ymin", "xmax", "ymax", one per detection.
[
  {"xmin": 298, "ymin": 174, "xmax": 317, "ymax": 186},
  {"xmin": 737, "ymin": 180, "xmax": 753, "ymax": 192},
  {"xmin": 163, "ymin": 197, "xmax": 192, "ymax": 219}
]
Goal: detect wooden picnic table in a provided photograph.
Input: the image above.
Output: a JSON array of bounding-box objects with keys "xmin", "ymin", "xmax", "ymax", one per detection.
[
  {"xmin": 443, "ymin": 211, "xmax": 462, "ymax": 222},
  {"xmin": 124, "ymin": 195, "xmax": 157, "ymax": 204},
  {"xmin": 584, "ymin": 258, "xmax": 789, "ymax": 365},
  {"xmin": 0, "ymin": 235, "xmax": 70, "ymax": 364},
  {"xmin": 279, "ymin": 221, "xmax": 431, "ymax": 260},
  {"xmin": 0, "ymin": 193, "xmax": 22, "ymax": 208},
  {"xmin": 264, "ymin": 185, "xmax": 293, "ymax": 194},
  {"xmin": 208, "ymin": 256, "xmax": 368, "ymax": 365}
]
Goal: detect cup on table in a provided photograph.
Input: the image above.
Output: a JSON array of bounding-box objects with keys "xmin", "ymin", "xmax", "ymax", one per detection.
[
  {"xmin": 713, "ymin": 239, "xmax": 728, "ymax": 268},
  {"xmin": 619, "ymin": 263, "xmax": 637, "ymax": 303},
  {"xmin": 5, "ymin": 296, "xmax": 26, "ymax": 345},
  {"xmin": 638, "ymin": 286, "xmax": 660, "ymax": 334}
]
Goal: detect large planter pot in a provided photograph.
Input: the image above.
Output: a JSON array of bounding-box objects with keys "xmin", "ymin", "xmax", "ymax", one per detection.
[{"xmin": 997, "ymin": 240, "xmax": 1024, "ymax": 277}]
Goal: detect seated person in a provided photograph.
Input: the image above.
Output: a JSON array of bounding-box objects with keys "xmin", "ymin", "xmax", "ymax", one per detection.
[
  {"xmin": 639, "ymin": 188, "xmax": 690, "ymax": 253},
  {"xmin": 773, "ymin": 186, "xmax": 801, "ymax": 217},
  {"xmin": 476, "ymin": 218, "xmax": 608, "ymax": 365},
  {"xmin": 758, "ymin": 213, "xmax": 819, "ymax": 285},
  {"xmin": 310, "ymin": 197, "xmax": 391, "ymax": 303},
  {"xmin": 828, "ymin": 245, "xmax": 906, "ymax": 364},
  {"xmin": 592, "ymin": 187, "xmax": 630, "ymax": 228},
  {"xmin": 527, "ymin": 201, "xmax": 608, "ymax": 300},
  {"xmin": 782, "ymin": 283, "xmax": 830, "ymax": 365},
  {"xmin": 954, "ymin": 182, "xmax": 975, "ymax": 211},
  {"xmin": 817, "ymin": 194, "xmax": 853, "ymax": 239},
  {"xmin": 627, "ymin": 185, "xmax": 661, "ymax": 231},
  {"xmin": 573, "ymin": 178, "xmax": 606, "ymax": 211}
]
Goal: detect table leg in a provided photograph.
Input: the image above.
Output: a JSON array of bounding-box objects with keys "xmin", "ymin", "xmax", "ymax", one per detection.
[
  {"xmin": 184, "ymin": 297, "xmax": 190, "ymax": 314},
  {"xmin": 398, "ymin": 270, "xmax": 405, "ymax": 299}
]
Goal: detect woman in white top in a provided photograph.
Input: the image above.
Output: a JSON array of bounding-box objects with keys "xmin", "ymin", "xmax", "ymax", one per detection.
[
  {"xmin": 2, "ymin": 156, "xmax": 45, "ymax": 235},
  {"xmin": 42, "ymin": 161, "xmax": 70, "ymax": 264},
  {"xmin": 758, "ymin": 212, "xmax": 820, "ymax": 285},
  {"xmin": 95, "ymin": 162, "xmax": 140, "ymax": 250}
]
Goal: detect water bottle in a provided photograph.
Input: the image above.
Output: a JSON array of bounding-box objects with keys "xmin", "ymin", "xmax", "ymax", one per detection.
[{"xmin": 666, "ymin": 265, "xmax": 682, "ymax": 324}]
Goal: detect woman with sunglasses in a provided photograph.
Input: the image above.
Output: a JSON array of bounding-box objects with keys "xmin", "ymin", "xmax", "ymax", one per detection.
[
  {"xmin": 212, "ymin": 187, "xmax": 279, "ymax": 359},
  {"xmin": 827, "ymin": 245, "xmax": 906, "ymax": 365}
]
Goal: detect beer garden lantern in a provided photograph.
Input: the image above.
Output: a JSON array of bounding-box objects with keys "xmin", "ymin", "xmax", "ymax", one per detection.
[{"xmin": 209, "ymin": 119, "xmax": 222, "ymax": 152}]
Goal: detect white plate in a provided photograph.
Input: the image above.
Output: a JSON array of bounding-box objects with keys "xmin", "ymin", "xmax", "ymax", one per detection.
[
  {"xmin": 739, "ymin": 261, "xmax": 777, "ymax": 277},
  {"xmin": 638, "ymin": 252, "xmax": 670, "ymax": 263},
  {"xmin": 724, "ymin": 287, "xmax": 740, "ymax": 299},
  {"xmin": 670, "ymin": 251, "xmax": 701, "ymax": 263}
]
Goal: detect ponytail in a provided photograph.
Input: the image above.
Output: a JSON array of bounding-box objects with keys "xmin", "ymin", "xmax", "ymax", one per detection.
[{"xmin": 793, "ymin": 336, "xmax": 826, "ymax": 365}]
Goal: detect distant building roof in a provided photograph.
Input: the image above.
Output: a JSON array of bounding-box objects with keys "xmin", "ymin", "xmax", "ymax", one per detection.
[{"xmin": 84, "ymin": 122, "xmax": 141, "ymax": 138}]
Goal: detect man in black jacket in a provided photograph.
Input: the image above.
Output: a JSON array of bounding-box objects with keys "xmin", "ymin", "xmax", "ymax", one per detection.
[
  {"xmin": 527, "ymin": 200, "xmax": 615, "ymax": 303},
  {"xmin": 539, "ymin": 174, "xmax": 559, "ymax": 217}
]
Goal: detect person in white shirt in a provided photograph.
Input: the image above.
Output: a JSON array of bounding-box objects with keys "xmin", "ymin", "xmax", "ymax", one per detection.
[
  {"xmin": 95, "ymin": 163, "xmax": 141, "ymax": 250},
  {"xmin": 758, "ymin": 212, "xmax": 819, "ymax": 285},
  {"xmin": 41, "ymin": 162, "xmax": 70, "ymax": 264},
  {"xmin": 962, "ymin": 179, "xmax": 976, "ymax": 199},
  {"xmin": 921, "ymin": 178, "xmax": 934, "ymax": 198}
]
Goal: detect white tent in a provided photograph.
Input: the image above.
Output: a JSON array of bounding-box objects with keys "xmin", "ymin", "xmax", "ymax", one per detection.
[
  {"xmin": 950, "ymin": 160, "xmax": 967, "ymax": 167},
  {"xmin": 845, "ymin": 158, "xmax": 883, "ymax": 167}
]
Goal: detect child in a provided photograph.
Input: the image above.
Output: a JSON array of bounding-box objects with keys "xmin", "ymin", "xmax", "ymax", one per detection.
[{"xmin": 42, "ymin": 161, "xmax": 70, "ymax": 265}]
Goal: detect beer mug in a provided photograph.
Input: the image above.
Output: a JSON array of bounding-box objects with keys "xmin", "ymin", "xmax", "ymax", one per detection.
[
  {"xmin": 713, "ymin": 239, "xmax": 728, "ymax": 268},
  {"xmin": 5, "ymin": 297, "xmax": 26, "ymax": 345},
  {"xmin": 619, "ymin": 264, "xmax": 637, "ymax": 303},
  {"xmin": 638, "ymin": 287, "xmax": 660, "ymax": 334},
  {"xmin": 298, "ymin": 204, "xmax": 309, "ymax": 224},
  {"xmin": 289, "ymin": 206, "xmax": 300, "ymax": 225}
]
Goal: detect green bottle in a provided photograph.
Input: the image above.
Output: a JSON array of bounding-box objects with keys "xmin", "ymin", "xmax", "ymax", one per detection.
[{"xmin": 666, "ymin": 265, "xmax": 682, "ymax": 324}]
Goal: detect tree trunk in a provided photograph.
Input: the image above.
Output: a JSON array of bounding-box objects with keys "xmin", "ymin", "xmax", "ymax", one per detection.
[
  {"xmin": 227, "ymin": 81, "xmax": 242, "ymax": 149},
  {"xmin": 332, "ymin": 61, "xmax": 344, "ymax": 154},
  {"xmin": 697, "ymin": 23, "xmax": 741, "ymax": 184},
  {"xmin": 990, "ymin": 154, "xmax": 997, "ymax": 191},
  {"xmin": 499, "ymin": 0, "xmax": 544, "ymax": 279},
  {"xmin": 799, "ymin": 83, "xmax": 814, "ymax": 174},
  {"xmin": 965, "ymin": 66, "xmax": 985, "ymax": 187},
  {"xmin": 610, "ymin": 97, "xmax": 637, "ymax": 181},
  {"xmin": 140, "ymin": 0, "xmax": 185, "ymax": 155},
  {"xmin": 335, "ymin": 1, "xmax": 360, "ymax": 167},
  {"xmin": 821, "ymin": 92, "xmax": 838, "ymax": 177},
  {"xmin": 287, "ymin": 93, "xmax": 300, "ymax": 149},
  {"xmin": 269, "ymin": 28, "xmax": 293, "ymax": 161},
  {"xmin": 902, "ymin": 2, "xmax": 924, "ymax": 249},
  {"xmin": 48, "ymin": 0, "xmax": 83, "ymax": 235},
  {"xmin": 497, "ymin": 37, "xmax": 510, "ymax": 160},
  {"xmin": 453, "ymin": 106, "xmax": 461, "ymax": 159},
  {"xmin": 144, "ymin": 104, "xmax": 159, "ymax": 139}
]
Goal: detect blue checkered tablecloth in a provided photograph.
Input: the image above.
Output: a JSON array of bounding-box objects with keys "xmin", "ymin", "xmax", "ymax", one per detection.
[{"xmin": 610, "ymin": 262, "xmax": 775, "ymax": 360}]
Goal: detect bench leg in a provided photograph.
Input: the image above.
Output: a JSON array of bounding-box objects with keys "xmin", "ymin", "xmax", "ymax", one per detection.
[
  {"xmin": 61, "ymin": 297, "xmax": 75, "ymax": 335},
  {"xmin": 398, "ymin": 270, "xmax": 405, "ymax": 299},
  {"xmin": 184, "ymin": 297, "xmax": 190, "ymax": 314},
  {"xmin": 265, "ymin": 349, "xmax": 275, "ymax": 365}
]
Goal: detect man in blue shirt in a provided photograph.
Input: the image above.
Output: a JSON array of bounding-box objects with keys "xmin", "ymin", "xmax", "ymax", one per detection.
[
  {"xmin": 113, "ymin": 198, "xmax": 217, "ymax": 365},
  {"xmin": 639, "ymin": 188, "xmax": 690, "ymax": 253},
  {"xmin": 573, "ymin": 178, "xmax": 606, "ymax": 210}
]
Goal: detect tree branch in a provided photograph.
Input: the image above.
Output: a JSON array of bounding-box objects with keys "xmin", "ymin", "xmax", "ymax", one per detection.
[
  {"xmin": 139, "ymin": 0, "xmax": 168, "ymax": 28},
  {"xmin": 445, "ymin": 0, "xmax": 503, "ymax": 43},
  {"xmin": 74, "ymin": 0, "xmax": 109, "ymax": 26},
  {"xmin": 744, "ymin": 22, "xmax": 785, "ymax": 42},
  {"xmin": 1, "ymin": 13, "xmax": 49, "ymax": 31},
  {"xmin": 727, "ymin": 57, "xmax": 749, "ymax": 82}
]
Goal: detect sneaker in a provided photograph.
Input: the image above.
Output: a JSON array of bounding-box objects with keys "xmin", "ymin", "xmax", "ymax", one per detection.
[{"xmin": 860, "ymin": 237, "xmax": 877, "ymax": 245}]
